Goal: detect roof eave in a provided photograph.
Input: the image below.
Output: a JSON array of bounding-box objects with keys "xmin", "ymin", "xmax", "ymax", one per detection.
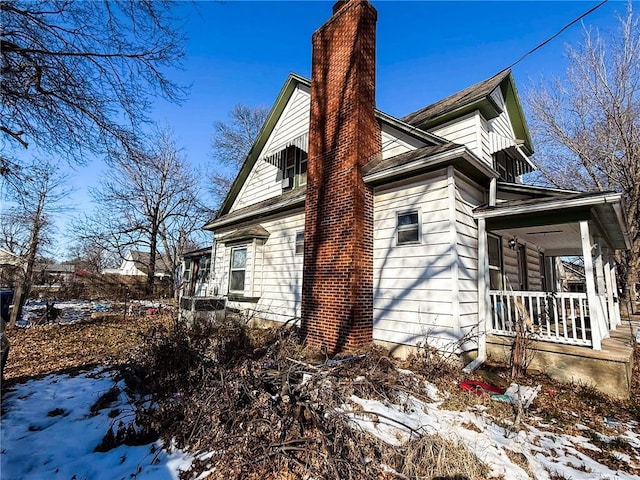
[
  {"xmin": 374, "ymin": 109, "xmax": 446, "ymax": 146},
  {"xmin": 205, "ymin": 196, "xmax": 305, "ymax": 231},
  {"xmin": 474, "ymin": 192, "xmax": 624, "ymax": 219},
  {"xmin": 363, "ymin": 146, "xmax": 498, "ymax": 185},
  {"xmin": 418, "ymin": 97, "xmax": 502, "ymax": 130}
]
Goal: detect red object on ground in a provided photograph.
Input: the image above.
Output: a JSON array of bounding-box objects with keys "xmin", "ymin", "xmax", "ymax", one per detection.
[
  {"xmin": 146, "ymin": 308, "xmax": 159, "ymax": 316},
  {"xmin": 459, "ymin": 380, "xmax": 505, "ymax": 396}
]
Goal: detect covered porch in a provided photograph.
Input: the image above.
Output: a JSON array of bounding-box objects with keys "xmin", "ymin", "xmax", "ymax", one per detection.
[
  {"xmin": 473, "ymin": 190, "xmax": 633, "ymax": 395},
  {"xmin": 475, "ymin": 190, "xmax": 630, "ymax": 351}
]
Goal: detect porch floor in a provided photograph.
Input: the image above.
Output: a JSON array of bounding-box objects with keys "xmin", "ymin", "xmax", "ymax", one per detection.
[{"xmin": 486, "ymin": 319, "xmax": 637, "ymax": 398}]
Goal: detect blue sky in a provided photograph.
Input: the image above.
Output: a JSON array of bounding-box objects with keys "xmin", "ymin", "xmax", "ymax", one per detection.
[{"xmin": 60, "ymin": 0, "xmax": 627, "ymax": 255}]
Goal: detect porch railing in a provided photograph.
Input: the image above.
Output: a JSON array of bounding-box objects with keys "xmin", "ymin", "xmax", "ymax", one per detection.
[{"xmin": 489, "ymin": 290, "xmax": 592, "ymax": 347}]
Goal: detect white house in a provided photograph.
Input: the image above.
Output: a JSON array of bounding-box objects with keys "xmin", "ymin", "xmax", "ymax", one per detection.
[
  {"xmin": 200, "ymin": 0, "xmax": 632, "ymax": 395},
  {"xmin": 103, "ymin": 250, "xmax": 173, "ymax": 279}
]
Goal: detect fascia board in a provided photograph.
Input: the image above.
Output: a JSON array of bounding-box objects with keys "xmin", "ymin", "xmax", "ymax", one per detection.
[
  {"xmin": 374, "ymin": 109, "xmax": 446, "ymax": 145},
  {"xmin": 474, "ymin": 192, "xmax": 623, "ymax": 219}
]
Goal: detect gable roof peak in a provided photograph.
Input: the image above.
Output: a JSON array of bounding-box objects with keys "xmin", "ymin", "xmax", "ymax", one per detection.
[{"xmin": 402, "ymin": 69, "xmax": 512, "ymax": 127}]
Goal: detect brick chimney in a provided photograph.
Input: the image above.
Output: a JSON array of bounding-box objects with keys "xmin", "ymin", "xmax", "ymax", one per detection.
[{"xmin": 301, "ymin": 0, "xmax": 381, "ymax": 355}]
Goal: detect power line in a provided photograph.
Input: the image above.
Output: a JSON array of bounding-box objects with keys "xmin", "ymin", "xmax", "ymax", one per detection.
[
  {"xmin": 376, "ymin": 1, "xmax": 611, "ymax": 159},
  {"xmin": 500, "ymin": 0, "xmax": 609, "ymax": 73}
]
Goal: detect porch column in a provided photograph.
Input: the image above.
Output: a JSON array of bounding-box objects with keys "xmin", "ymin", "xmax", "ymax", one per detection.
[
  {"xmin": 603, "ymin": 249, "xmax": 617, "ymax": 330},
  {"xmin": 477, "ymin": 218, "xmax": 489, "ymax": 358},
  {"xmin": 593, "ymin": 237, "xmax": 610, "ymax": 339},
  {"xmin": 609, "ymin": 255, "xmax": 622, "ymax": 327},
  {"xmin": 580, "ymin": 221, "xmax": 603, "ymax": 350}
]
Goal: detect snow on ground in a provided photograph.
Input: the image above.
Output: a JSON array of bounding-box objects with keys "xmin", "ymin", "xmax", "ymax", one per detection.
[
  {"xmin": 344, "ymin": 386, "xmax": 640, "ymax": 480},
  {"xmin": 1, "ymin": 368, "xmax": 192, "ymax": 480},
  {"xmin": 2, "ymin": 367, "xmax": 639, "ymax": 480}
]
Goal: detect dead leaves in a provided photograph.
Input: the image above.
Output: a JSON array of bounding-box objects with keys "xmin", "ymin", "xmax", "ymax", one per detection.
[{"xmin": 3, "ymin": 312, "xmax": 173, "ymax": 381}]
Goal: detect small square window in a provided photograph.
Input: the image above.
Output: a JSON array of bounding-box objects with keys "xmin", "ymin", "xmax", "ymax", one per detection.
[
  {"xmin": 295, "ymin": 231, "xmax": 304, "ymax": 255},
  {"xmin": 397, "ymin": 211, "xmax": 420, "ymax": 245}
]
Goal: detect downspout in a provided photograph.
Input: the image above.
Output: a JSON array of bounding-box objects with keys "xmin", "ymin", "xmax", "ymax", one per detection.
[{"xmin": 464, "ymin": 216, "xmax": 488, "ymax": 373}]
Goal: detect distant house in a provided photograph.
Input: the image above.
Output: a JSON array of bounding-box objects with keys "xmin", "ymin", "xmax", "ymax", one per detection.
[
  {"xmin": 36, "ymin": 263, "xmax": 76, "ymax": 286},
  {"xmin": 103, "ymin": 250, "xmax": 173, "ymax": 279},
  {"xmin": 559, "ymin": 260, "xmax": 586, "ymax": 293},
  {"xmin": 195, "ymin": 0, "xmax": 632, "ymax": 395},
  {"xmin": 0, "ymin": 248, "xmax": 24, "ymax": 288}
]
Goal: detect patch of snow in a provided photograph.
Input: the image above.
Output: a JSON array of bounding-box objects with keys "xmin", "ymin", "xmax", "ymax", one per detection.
[
  {"xmin": 0, "ymin": 368, "xmax": 193, "ymax": 480},
  {"xmin": 343, "ymin": 392, "xmax": 640, "ymax": 480}
]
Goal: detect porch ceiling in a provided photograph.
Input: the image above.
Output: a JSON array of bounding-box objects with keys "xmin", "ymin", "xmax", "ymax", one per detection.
[
  {"xmin": 475, "ymin": 191, "xmax": 631, "ymax": 254},
  {"xmin": 491, "ymin": 223, "xmax": 583, "ymax": 256}
]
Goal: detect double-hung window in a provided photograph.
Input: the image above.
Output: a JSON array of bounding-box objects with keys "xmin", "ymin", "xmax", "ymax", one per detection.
[
  {"xmin": 396, "ymin": 210, "xmax": 420, "ymax": 245},
  {"xmin": 282, "ymin": 146, "xmax": 307, "ymax": 189},
  {"xmin": 229, "ymin": 247, "xmax": 247, "ymax": 293}
]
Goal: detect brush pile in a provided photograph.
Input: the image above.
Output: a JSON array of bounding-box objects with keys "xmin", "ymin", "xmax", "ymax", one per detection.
[{"xmin": 126, "ymin": 316, "xmax": 488, "ymax": 480}]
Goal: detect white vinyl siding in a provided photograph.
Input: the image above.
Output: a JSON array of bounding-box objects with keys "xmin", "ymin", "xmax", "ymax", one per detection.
[
  {"xmin": 263, "ymin": 86, "xmax": 310, "ymax": 156},
  {"xmin": 212, "ymin": 212, "xmax": 305, "ymax": 322},
  {"xmin": 381, "ymin": 123, "xmax": 426, "ymax": 159},
  {"xmin": 501, "ymin": 240, "xmax": 543, "ymax": 292},
  {"xmin": 254, "ymin": 213, "xmax": 305, "ymax": 321},
  {"xmin": 430, "ymin": 112, "xmax": 481, "ymax": 160},
  {"xmin": 372, "ymin": 170, "xmax": 458, "ymax": 350},
  {"xmin": 231, "ymin": 85, "xmax": 311, "ymax": 212},
  {"xmin": 453, "ymin": 171, "xmax": 484, "ymax": 346},
  {"xmin": 487, "ymin": 87, "xmax": 519, "ymax": 162}
]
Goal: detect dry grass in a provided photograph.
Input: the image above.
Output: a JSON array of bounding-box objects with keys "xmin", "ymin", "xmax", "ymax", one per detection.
[{"xmin": 2, "ymin": 310, "xmax": 639, "ymax": 479}]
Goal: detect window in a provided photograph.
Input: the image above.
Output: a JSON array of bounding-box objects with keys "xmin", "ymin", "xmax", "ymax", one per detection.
[
  {"xmin": 397, "ymin": 211, "xmax": 420, "ymax": 245},
  {"xmin": 295, "ymin": 231, "xmax": 304, "ymax": 255},
  {"xmin": 488, "ymin": 234, "xmax": 504, "ymax": 290},
  {"xmin": 229, "ymin": 247, "xmax": 247, "ymax": 293},
  {"xmin": 183, "ymin": 259, "xmax": 191, "ymax": 283},
  {"xmin": 282, "ymin": 146, "xmax": 307, "ymax": 189},
  {"xmin": 197, "ymin": 256, "xmax": 211, "ymax": 284}
]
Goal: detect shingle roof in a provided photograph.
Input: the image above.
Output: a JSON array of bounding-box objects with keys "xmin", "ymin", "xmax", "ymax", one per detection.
[
  {"xmin": 362, "ymin": 143, "xmax": 461, "ymax": 176},
  {"xmin": 219, "ymin": 225, "xmax": 270, "ymax": 243},
  {"xmin": 205, "ymin": 186, "xmax": 306, "ymax": 230},
  {"xmin": 402, "ymin": 69, "xmax": 511, "ymax": 127},
  {"xmin": 130, "ymin": 251, "xmax": 172, "ymax": 274}
]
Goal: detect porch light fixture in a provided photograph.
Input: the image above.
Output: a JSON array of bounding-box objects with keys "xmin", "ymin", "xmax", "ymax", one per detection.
[{"xmin": 508, "ymin": 238, "xmax": 518, "ymax": 250}]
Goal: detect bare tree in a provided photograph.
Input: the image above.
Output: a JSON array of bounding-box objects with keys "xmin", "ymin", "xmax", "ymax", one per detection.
[
  {"xmin": 0, "ymin": 158, "xmax": 71, "ymax": 324},
  {"xmin": 210, "ymin": 104, "xmax": 269, "ymax": 204},
  {"xmin": 66, "ymin": 239, "xmax": 118, "ymax": 274},
  {"xmin": 1, "ymin": 0, "xmax": 186, "ymax": 178},
  {"xmin": 76, "ymin": 129, "xmax": 207, "ymax": 294},
  {"xmin": 526, "ymin": 3, "xmax": 640, "ymax": 301}
]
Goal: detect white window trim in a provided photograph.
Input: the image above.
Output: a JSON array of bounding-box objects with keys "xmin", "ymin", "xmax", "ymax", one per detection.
[
  {"xmin": 396, "ymin": 209, "xmax": 421, "ymax": 246},
  {"xmin": 229, "ymin": 246, "xmax": 247, "ymax": 294}
]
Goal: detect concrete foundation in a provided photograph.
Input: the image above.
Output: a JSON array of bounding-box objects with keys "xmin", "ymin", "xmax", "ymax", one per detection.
[{"xmin": 486, "ymin": 331, "xmax": 635, "ymax": 399}]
